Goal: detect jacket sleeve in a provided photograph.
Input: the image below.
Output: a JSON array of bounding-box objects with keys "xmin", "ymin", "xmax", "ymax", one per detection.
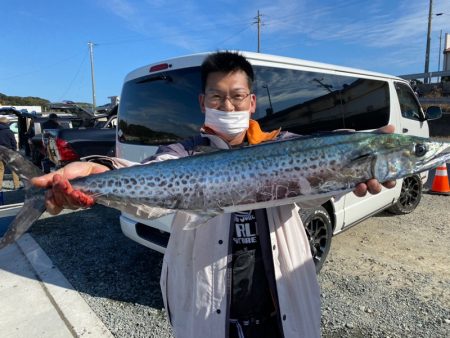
[
  {"xmin": 9, "ymin": 131, "xmax": 17, "ymax": 150},
  {"xmin": 140, "ymin": 136, "xmax": 207, "ymax": 163},
  {"xmin": 141, "ymin": 142, "xmax": 190, "ymax": 163},
  {"xmin": 81, "ymin": 141, "xmax": 190, "ymax": 170}
]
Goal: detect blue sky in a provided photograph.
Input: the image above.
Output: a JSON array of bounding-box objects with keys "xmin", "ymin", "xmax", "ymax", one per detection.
[{"xmin": 2, "ymin": 0, "xmax": 450, "ymax": 106}]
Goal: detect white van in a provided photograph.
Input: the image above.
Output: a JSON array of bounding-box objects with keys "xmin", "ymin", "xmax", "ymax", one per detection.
[{"xmin": 116, "ymin": 51, "xmax": 442, "ymax": 272}]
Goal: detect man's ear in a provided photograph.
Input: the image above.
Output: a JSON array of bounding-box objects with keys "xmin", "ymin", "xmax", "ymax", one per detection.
[
  {"xmin": 249, "ymin": 93, "xmax": 256, "ymax": 114},
  {"xmin": 199, "ymin": 94, "xmax": 206, "ymax": 113}
]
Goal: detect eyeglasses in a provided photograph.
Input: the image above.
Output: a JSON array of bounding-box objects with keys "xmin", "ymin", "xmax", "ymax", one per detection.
[{"xmin": 204, "ymin": 92, "xmax": 251, "ymax": 107}]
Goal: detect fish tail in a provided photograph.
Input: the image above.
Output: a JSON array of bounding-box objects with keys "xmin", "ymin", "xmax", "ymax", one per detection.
[{"xmin": 0, "ymin": 146, "xmax": 46, "ymax": 249}]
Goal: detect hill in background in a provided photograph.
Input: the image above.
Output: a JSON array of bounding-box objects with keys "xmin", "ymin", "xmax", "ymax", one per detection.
[
  {"xmin": 0, "ymin": 92, "xmax": 50, "ymax": 107},
  {"xmin": 0, "ymin": 93, "xmax": 92, "ymax": 111}
]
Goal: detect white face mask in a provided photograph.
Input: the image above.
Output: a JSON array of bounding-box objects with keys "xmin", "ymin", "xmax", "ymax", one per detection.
[{"xmin": 204, "ymin": 107, "xmax": 250, "ymax": 136}]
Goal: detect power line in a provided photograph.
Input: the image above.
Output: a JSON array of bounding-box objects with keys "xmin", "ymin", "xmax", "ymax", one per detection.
[
  {"xmin": 214, "ymin": 24, "xmax": 253, "ymax": 47},
  {"xmin": 0, "ymin": 52, "xmax": 84, "ymax": 81},
  {"xmin": 57, "ymin": 51, "xmax": 89, "ymax": 101},
  {"xmin": 95, "ymin": 18, "xmax": 249, "ymax": 47}
]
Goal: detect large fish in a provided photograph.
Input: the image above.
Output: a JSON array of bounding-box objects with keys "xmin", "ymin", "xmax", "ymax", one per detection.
[{"xmin": 0, "ymin": 132, "xmax": 449, "ymax": 249}]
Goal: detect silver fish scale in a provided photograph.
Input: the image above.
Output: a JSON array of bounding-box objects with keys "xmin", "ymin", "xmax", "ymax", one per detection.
[
  {"xmin": 69, "ymin": 133, "xmax": 450, "ymax": 213},
  {"xmin": 73, "ymin": 133, "xmax": 386, "ymax": 212},
  {"xmin": 2, "ymin": 132, "xmax": 450, "ymax": 251}
]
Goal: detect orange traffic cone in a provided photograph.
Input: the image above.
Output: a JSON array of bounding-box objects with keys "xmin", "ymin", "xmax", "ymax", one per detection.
[{"xmin": 429, "ymin": 163, "xmax": 450, "ymax": 195}]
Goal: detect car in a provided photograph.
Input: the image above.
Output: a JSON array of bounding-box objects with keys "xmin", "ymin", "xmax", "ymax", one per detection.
[
  {"xmin": 27, "ymin": 114, "xmax": 83, "ymax": 169},
  {"xmin": 23, "ymin": 103, "xmax": 109, "ymax": 171},
  {"xmin": 115, "ymin": 51, "xmax": 442, "ymax": 272},
  {"xmin": 8, "ymin": 120, "xmax": 19, "ymax": 148},
  {"xmin": 46, "ymin": 112, "xmax": 117, "ymax": 169}
]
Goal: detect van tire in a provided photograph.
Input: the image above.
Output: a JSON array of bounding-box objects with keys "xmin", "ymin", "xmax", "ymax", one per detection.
[
  {"xmin": 299, "ymin": 206, "xmax": 332, "ymax": 273},
  {"xmin": 387, "ymin": 175, "xmax": 422, "ymax": 215}
]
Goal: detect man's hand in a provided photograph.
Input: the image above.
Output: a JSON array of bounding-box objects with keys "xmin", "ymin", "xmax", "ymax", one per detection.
[
  {"xmin": 31, "ymin": 161, "xmax": 110, "ymax": 215},
  {"xmin": 353, "ymin": 124, "xmax": 397, "ymax": 197}
]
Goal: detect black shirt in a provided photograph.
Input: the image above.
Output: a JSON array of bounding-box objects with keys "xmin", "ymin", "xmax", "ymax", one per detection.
[{"xmin": 230, "ymin": 210, "xmax": 275, "ymax": 319}]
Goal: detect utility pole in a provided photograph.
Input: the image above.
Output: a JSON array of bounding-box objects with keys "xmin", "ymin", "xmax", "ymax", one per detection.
[
  {"xmin": 254, "ymin": 10, "xmax": 262, "ymax": 53},
  {"xmin": 438, "ymin": 29, "xmax": 443, "ymax": 81},
  {"xmin": 424, "ymin": 0, "xmax": 433, "ymax": 84},
  {"xmin": 88, "ymin": 41, "xmax": 97, "ymax": 113}
]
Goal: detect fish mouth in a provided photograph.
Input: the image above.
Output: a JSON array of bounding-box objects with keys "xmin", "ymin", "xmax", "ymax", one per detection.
[{"xmin": 416, "ymin": 148, "xmax": 450, "ymax": 172}]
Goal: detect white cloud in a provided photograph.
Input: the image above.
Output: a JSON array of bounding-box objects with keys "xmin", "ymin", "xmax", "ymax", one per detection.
[
  {"xmin": 95, "ymin": 0, "xmax": 449, "ymax": 73},
  {"xmin": 96, "ymin": 0, "xmax": 250, "ymax": 51},
  {"xmin": 258, "ymin": 0, "xmax": 449, "ymax": 49}
]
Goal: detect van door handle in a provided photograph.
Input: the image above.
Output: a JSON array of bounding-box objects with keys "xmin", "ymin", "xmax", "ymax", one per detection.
[{"xmin": 402, "ymin": 128, "xmax": 408, "ymax": 133}]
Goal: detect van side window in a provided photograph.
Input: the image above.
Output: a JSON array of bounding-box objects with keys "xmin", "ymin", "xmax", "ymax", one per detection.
[
  {"xmin": 253, "ymin": 66, "xmax": 390, "ymax": 134},
  {"xmin": 395, "ymin": 82, "xmax": 423, "ymax": 121}
]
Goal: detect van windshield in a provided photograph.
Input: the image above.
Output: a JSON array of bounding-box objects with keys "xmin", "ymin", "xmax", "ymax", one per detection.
[
  {"xmin": 118, "ymin": 65, "xmax": 390, "ymax": 145},
  {"xmin": 118, "ymin": 67, "xmax": 203, "ymax": 145}
]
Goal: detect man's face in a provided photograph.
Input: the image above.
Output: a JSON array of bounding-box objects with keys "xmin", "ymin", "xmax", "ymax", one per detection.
[{"xmin": 199, "ymin": 70, "xmax": 256, "ymax": 113}]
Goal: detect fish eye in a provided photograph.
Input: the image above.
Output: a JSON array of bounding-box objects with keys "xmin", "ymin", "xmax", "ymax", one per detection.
[{"xmin": 415, "ymin": 143, "xmax": 427, "ymax": 157}]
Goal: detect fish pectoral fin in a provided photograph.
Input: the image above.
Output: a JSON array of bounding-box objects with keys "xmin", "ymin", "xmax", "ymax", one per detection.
[
  {"xmin": 182, "ymin": 211, "xmax": 220, "ymax": 230},
  {"xmin": 350, "ymin": 153, "xmax": 374, "ymax": 163},
  {"xmin": 348, "ymin": 152, "xmax": 377, "ymax": 172}
]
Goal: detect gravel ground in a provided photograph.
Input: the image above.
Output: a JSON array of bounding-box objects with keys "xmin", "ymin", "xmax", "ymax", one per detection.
[
  {"xmin": 25, "ymin": 191, "xmax": 449, "ymax": 338},
  {"xmin": 318, "ymin": 193, "xmax": 450, "ymax": 338}
]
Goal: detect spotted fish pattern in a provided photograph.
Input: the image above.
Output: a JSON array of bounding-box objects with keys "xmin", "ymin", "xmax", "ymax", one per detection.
[{"xmin": 0, "ymin": 132, "xmax": 449, "ymax": 248}]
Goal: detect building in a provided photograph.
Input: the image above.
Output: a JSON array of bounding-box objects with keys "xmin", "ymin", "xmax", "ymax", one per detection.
[{"xmin": 444, "ymin": 33, "xmax": 450, "ymax": 72}]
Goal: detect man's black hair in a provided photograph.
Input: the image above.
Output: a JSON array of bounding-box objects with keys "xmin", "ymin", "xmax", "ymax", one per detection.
[
  {"xmin": 49, "ymin": 113, "xmax": 58, "ymax": 119},
  {"xmin": 200, "ymin": 51, "xmax": 254, "ymax": 93}
]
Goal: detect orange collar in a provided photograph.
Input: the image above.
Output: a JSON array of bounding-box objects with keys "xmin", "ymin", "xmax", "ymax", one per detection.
[{"xmin": 246, "ymin": 119, "xmax": 281, "ymax": 145}]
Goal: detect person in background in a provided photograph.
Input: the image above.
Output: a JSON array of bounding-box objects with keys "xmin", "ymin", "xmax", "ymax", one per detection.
[
  {"xmin": 0, "ymin": 117, "xmax": 20, "ymax": 190},
  {"xmin": 32, "ymin": 51, "xmax": 395, "ymax": 338},
  {"xmin": 41, "ymin": 113, "xmax": 62, "ymax": 130}
]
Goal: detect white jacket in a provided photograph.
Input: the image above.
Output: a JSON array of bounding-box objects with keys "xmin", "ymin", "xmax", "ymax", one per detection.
[
  {"xmin": 161, "ymin": 205, "xmax": 321, "ymax": 338},
  {"xmin": 103, "ymin": 133, "xmax": 322, "ymax": 337},
  {"xmin": 153, "ymin": 133, "xmax": 321, "ymax": 338}
]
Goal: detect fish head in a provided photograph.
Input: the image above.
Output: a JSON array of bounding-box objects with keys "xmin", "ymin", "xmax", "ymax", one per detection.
[{"xmin": 372, "ymin": 135, "xmax": 450, "ymax": 181}]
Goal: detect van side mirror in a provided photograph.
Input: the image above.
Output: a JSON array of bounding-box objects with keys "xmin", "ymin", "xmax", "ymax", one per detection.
[{"xmin": 425, "ymin": 106, "xmax": 442, "ymax": 120}]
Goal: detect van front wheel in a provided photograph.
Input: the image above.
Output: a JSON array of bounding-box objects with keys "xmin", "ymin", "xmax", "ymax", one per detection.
[
  {"xmin": 387, "ymin": 175, "xmax": 422, "ymax": 215},
  {"xmin": 299, "ymin": 206, "xmax": 332, "ymax": 273}
]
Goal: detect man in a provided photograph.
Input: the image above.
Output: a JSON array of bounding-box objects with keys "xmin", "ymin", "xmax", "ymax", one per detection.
[
  {"xmin": 32, "ymin": 51, "xmax": 395, "ymax": 338},
  {"xmin": 0, "ymin": 117, "xmax": 20, "ymax": 190},
  {"xmin": 41, "ymin": 113, "xmax": 61, "ymax": 130}
]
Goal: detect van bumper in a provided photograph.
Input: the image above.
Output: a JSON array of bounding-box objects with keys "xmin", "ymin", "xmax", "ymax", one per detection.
[{"xmin": 120, "ymin": 213, "xmax": 170, "ymax": 254}]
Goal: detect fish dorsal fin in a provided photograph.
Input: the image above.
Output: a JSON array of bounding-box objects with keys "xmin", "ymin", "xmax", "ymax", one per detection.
[{"xmin": 0, "ymin": 145, "xmax": 43, "ymax": 187}]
